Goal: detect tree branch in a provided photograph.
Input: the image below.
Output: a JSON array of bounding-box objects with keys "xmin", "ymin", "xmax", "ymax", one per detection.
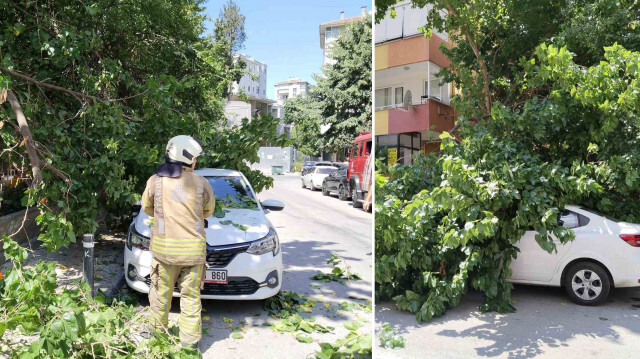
[
  {"xmin": 1, "ymin": 67, "xmax": 97, "ymax": 103},
  {"xmin": 446, "ymin": 3, "xmax": 492, "ymax": 115},
  {"xmin": 6, "ymin": 90, "xmax": 43, "ymax": 187}
]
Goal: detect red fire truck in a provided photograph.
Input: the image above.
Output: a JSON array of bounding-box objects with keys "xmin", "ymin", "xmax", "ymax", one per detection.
[{"xmin": 347, "ymin": 132, "xmax": 372, "ymax": 209}]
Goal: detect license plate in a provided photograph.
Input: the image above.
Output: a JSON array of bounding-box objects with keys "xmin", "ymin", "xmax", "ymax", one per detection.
[{"xmin": 204, "ymin": 270, "xmax": 227, "ymax": 284}]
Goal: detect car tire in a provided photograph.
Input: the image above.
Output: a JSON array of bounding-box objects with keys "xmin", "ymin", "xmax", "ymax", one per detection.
[
  {"xmin": 301, "ymin": 180, "xmax": 306, "ymax": 188},
  {"xmin": 563, "ymin": 262, "xmax": 611, "ymax": 306},
  {"xmin": 310, "ymin": 181, "xmax": 316, "ymax": 191},
  {"xmin": 338, "ymin": 185, "xmax": 348, "ymax": 201},
  {"xmin": 352, "ymin": 187, "xmax": 362, "ymax": 208},
  {"xmin": 322, "ymin": 183, "xmax": 329, "ymax": 196}
]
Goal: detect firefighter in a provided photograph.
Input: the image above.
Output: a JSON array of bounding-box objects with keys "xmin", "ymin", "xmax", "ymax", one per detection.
[{"xmin": 141, "ymin": 135, "xmax": 214, "ymax": 347}]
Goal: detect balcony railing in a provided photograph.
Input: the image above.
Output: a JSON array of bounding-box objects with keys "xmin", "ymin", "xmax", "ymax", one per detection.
[{"xmin": 375, "ymin": 95, "xmax": 449, "ymax": 111}]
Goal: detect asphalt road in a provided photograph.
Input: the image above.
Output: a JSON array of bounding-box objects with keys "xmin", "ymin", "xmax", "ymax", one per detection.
[
  {"xmin": 376, "ymin": 284, "xmax": 640, "ymax": 358},
  {"xmin": 149, "ymin": 174, "xmax": 373, "ymax": 358}
]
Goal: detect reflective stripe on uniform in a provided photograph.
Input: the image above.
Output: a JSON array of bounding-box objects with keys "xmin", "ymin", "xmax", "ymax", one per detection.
[
  {"xmin": 151, "ymin": 236, "xmax": 206, "ymax": 256},
  {"xmin": 154, "ymin": 176, "xmax": 165, "ymax": 235},
  {"xmin": 195, "ymin": 178, "xmax": 204, "ymax": 234}
]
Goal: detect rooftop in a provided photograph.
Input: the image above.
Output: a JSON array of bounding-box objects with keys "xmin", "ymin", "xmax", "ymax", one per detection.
[
  {"xmin": 233, "ymin": 53, "xmax": 267, "ymax": 66},
  {"xmin": 319, "ymin": 7, "xmax": 369, "ymax": 49},
  {"xmin": 274, "ymin": 78, "xmax": 310, "ymax": 86}
]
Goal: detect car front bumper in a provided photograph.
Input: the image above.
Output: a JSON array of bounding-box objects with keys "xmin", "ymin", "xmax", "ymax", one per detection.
[{"xmin": 124, "ymin": 244, "xmax": 282, "ymax": 300}]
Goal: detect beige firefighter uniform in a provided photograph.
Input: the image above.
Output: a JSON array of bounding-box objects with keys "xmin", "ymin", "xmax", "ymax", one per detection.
[{"xmin": 141, "ymin": 166, "xmax": 214, "ymax": 344}]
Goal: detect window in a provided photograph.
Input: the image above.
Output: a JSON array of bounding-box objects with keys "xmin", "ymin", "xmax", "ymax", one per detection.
[
  {"xmin": 325, "ymin": 26, "xmax": 340, "ymax": 40},
  {"xmin": 559, "ymin": 210, "xmax": 590, "ymax": 228},
  {"xmin": 375, "ymin": 88, "xmax": 392, "ymax": 109},
  {"xmin": 351, "ymin": 142, "xmax": 360, "ymax": 159},
  {"xmin": 559, "ymin": 211, "xmax": 581, "ymax": 229},
  {"xmin": 364, "ymin": 141, "xmax": 372, "ymax": 155},
  {"xmin": 395, "ymin": 87, "xmax": 404, "ymax": 106},
  {"xmin": 398, "ymin": 133, "xmax": 422, "ymax": 165},
  {"xmin": 293, "ymin": 88, "xmax": 297, "ymax": 97},
  {"xmin": 424, "ymin": 63, "xmax": 450, "ymax": 104},
  {"xmin": 257, "ymin": 86, "xmax": 260, "ymax": 94}
]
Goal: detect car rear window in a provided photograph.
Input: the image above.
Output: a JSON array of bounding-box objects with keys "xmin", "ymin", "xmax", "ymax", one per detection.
[
  {"xmin": 316, "ymin": 167, "xmax": 337, "ymax": 174},
  {"xmin": 206, "ymin": 176, "xmax": 258, "ymax": 210}
]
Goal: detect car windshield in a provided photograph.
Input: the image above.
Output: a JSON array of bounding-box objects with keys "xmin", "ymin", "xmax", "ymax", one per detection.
[
  {"xmin": 304, "ymin": 161, "xmax": 315, "ymax": 166},
  {"xmin": 206, "ymin": 176, "xmax": 258, "ymax": 210},
  {"xmin": 316, "ymin": 167, "xmax": 337, "ymax": 174}
]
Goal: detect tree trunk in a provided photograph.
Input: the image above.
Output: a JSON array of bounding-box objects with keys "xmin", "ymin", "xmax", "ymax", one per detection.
[{"xmin": 6, "ymin": 90, "xmax": 43, "ymax": 187}]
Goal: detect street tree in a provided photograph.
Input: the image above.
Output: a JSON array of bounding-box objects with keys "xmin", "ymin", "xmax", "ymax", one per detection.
[
  {"xmin": 313, "ymin": 17, "xmax": 372, "ymax": 154},
  {"xmin": 283, "ymin": 96, "xmax": 323, "ymax": 157},
  {"xmin": 374, "ymin": 0, "xmax": 640, "ymax": 321},
  {"xmin": 214, "ymin": 0, "xmax": 247, "ymax": 54}
]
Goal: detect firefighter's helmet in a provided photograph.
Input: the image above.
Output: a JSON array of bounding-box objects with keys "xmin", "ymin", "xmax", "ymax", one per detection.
[{"xmin": 166, "ymin": 135, "xmax": 203, "ymax": 165}]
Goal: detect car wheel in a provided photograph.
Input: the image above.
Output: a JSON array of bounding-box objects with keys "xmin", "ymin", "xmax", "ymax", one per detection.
[
  {"xmin": 352, "ymin": 187, "xmax": 362, "ymax": 208},
  {"xmin": 301, "ymin": 180, "xmax": 306, "ymax": 188},
  {"xmin": 563, "ymin": 262, "xmax": 610, "ymax": 306},
  {"xmin": 322, "ymin": 183, "xmax": 329, "ymax": 196},
  {"xmin": 310, "ymin": 181, "xmax": 316, "ymax": 191},
  {"xmin": 338, "ymin": 185, "xmax": 348, "ymax": 201}
]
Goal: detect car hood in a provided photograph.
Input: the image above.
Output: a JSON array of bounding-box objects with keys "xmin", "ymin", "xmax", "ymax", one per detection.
[{"xmin": 134, "ymin": 209, "xmax": 270, "ymax": 246}]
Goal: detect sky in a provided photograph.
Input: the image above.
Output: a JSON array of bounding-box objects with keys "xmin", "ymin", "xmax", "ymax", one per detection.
[{"xmin": 203, "ymin": 0, "xmax": 369, "ymax": 100}]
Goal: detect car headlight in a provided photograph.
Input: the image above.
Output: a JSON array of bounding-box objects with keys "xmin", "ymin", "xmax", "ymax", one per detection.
[
  {"xmin": 246, "ymin": 228, "xmax": 280, "ymax": 256},
  {"xmin": 127, "ymin": 226, "xmax": 150, "ymax": 250}
]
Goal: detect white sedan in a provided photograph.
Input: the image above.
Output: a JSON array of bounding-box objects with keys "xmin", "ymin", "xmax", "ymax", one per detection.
[
  {"xmin": 509, "ymin": 205, "xmax": 640, "ymax": 305},
  {"xmin": 124, "ymin": 168, "xmax": 285, "ymax": 300},
  {"xmin": 302, "ymin": 166, "xmax": 338, "ymax": 191}
]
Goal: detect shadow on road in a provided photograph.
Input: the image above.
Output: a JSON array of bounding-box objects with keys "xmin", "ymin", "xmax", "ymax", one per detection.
[{"xmin": 377, "ymin": 284, "xmax": 640, "ymax": 358}]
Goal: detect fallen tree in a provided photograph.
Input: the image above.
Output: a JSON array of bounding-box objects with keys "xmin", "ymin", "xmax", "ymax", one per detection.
[{"xmin": 375, "ymin": 0, "xmax": 640, "ymax": 321}]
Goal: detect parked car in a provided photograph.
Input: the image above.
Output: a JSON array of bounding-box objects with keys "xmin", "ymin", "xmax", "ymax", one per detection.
[
  {"xmin": 124, "ymin": 168, "xmax": 285, "ymax": 300},
  {"xmin": 302, "ymin": 165, "xmax": 338, "ymax": 191},
  {"xmin": 322, "ymin": 167, "xmax": 350, "ymax": 201},
  {"xmin": 347, "ymin": 132, "xmax": 372, "ymax": 208},
  {"xmin": 509, "ymin": 205, "xmax": 640, "ymax": 305}
]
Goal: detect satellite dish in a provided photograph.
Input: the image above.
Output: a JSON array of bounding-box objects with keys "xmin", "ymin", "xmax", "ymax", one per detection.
[{"xmin": 401, "ymin": 90, "xmax": 414, "ymax": 112}]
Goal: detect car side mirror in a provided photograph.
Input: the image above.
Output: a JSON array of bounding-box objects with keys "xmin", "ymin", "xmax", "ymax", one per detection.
[
  {"xmin": 132, "ymin": 204, "xmax": 141, "ymax": 217},
  {"xmin": 262, "ymin": 199, "xmax": 285, "ymax": 212}
]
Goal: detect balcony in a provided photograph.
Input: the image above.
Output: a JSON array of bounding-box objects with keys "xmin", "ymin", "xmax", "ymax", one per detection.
[{"xmin": 374, "ymin": 98, "xmax": 454, "ymax": 136}]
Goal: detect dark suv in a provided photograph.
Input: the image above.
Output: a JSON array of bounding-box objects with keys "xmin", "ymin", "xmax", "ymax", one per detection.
[{"xmin": 322, "ymin": 167, "xmax": 350, "ymax": 201}]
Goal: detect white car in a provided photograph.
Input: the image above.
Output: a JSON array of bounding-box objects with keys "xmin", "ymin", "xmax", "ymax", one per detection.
[
  {"xmin": 509, "ymin": 205, "xmax": 640, "ymax": 305},
  {"xmin": 124, "ymin": 169, "xmax": 285, "ymax": 300},
  {"xmin": 302, "ymin": 166, "xmax": 338, "ymax": 191}
]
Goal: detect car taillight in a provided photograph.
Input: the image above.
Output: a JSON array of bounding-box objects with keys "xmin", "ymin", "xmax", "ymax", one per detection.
[{"xmin": 620, "ymin": 234, "xmax": 640, "ymax": 247}]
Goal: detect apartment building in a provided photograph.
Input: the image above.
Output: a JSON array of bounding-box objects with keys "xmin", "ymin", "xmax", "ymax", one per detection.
[
  {"xmin": 375, "ymin": 1, "xmax": 455, "ymax": 165},
  {"xmin": 319, "ymin": 6, "xmax": 368, "ymax": 66},
  {"xmin": 225, "ymin": 54, "xmax": 276, "ymax": 126},
  {"xmin": 274, "ymin": 78, "xmax": 310, "ymax": 104}
]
